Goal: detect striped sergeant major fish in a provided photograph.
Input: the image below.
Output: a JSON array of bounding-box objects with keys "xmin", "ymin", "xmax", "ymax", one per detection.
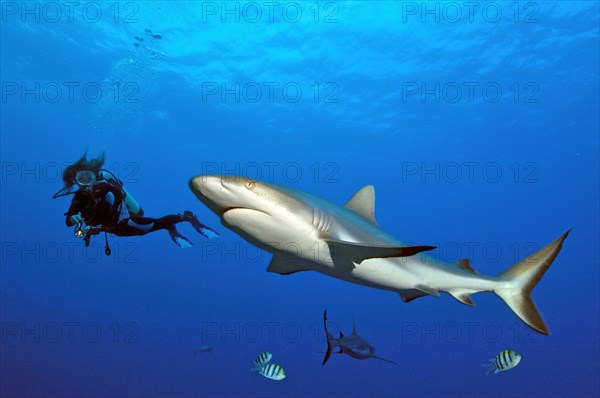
[
  {"xmin": 258, "ymin": 363, "xmax": 286, "ymax": 381},
  {"xmin": 251, "ymin": 352, "xmax": 273, "ymax": 371},
  {"xmin": 483, "ymin": 349, "xmax": 522, "ymax": 375}
]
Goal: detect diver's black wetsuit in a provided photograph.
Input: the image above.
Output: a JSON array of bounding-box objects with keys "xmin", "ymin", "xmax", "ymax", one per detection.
[
  {"xmin": 65, "ymin": 180, "xmax": 123, "ymax": 228},
  {"xmin": 65, "ymin": 180, "xmax": 208, "ymax": 246}
]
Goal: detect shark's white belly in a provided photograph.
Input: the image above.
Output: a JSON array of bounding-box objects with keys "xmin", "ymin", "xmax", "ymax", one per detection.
[
  {"xmin": 221, "ymin": 205, "xmax": 499, "ymax": 294},
  {"xmin": 350, "ymin": 258, "xmax": 418, "ymax": 290},
  {"xmin": 351, "ymin": 257, "xmax": 499, "ymax": 292}
]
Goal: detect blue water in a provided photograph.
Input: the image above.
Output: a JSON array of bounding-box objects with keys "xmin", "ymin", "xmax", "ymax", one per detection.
[{"xmin": 1, "ymin": 1, "xmax": 599, "ymax": 397}]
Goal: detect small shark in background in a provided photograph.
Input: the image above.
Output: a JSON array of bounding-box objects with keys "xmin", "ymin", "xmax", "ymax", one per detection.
[
  {"xmin": 322, "ymin": 310, "xmax": 397, "ymax": 365},
  {"xmin": 189, "ymin": 175, "xmax": 570, "ymax": 335}
]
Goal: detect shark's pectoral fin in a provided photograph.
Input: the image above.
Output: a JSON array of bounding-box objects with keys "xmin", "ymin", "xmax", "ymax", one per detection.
[
  {"xmin": 267, "ymin": 255, "xmax": 309, "ymax": 275},
  {"xmin": 323, "ymin": 239, "xmax": 436, "ymax": 264},
  {"xmin": 398, "ymin": 289, "xmax": 429, "ymax": 303},
  {"xmin": 415, "ymin": 284, "xmax": 441, "ymax": 297}
]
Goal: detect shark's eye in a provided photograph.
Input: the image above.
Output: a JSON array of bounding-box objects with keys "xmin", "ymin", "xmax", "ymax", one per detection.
[{"xmin": 245, "ymin": 181, "xmax": 255, "ymax": 190}]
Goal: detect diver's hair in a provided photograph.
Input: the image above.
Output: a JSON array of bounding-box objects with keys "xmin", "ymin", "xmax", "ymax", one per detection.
[{"xmin": 62, "ymin": 151, "xmax": 106, "ymax": 187}]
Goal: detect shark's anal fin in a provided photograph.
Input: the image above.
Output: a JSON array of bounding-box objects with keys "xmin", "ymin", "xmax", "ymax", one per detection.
[
  {"xmin": 449, "ymin": 289, "xmax": 476, "ymax": 306},
  {"xmin": 344, "ymin": 185, "xmax": 379, "ymax": 227},
  {"xmin": 324, "ymin": 239, "xmax": 436, "ymax": 264},
  {"xmin": 415, "ymin": 284, "xmax": 441, "ymax": 297},
  {"xmin": 267, "ymin": 255, "xmax": 309, "ymax": 275}
]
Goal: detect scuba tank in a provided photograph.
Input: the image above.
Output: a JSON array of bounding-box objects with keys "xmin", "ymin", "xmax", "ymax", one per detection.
[
  {"xmin": 97, "ymin": 170, "xmax": 144, "ymax": 217},
  {"xmin": 122, "ymin": 187, "xmax": 143, "ymax": 217}
]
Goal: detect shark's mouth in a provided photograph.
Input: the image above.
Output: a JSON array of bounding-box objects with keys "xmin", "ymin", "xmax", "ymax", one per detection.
[
  {"xmin": 220, "ymin": 207, "xmax": 269, "ymax": 218},
  {"xmin": 220, "ymin": 206, "xmax": 246, "ymax": 217}
]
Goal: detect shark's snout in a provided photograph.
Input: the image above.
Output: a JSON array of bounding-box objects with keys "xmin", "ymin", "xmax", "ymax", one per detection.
[
  {"xmin": 189, "ymin": 174, "xmax": 254, "ymax": 217},
  {"xmin": 190, "ymin": 175, "xmax": 220, "ymax": 198},
  {"xmin": 189, "ymin": 175, "xmax": 229, "ymax": 215},
  {"xmin": 190, "ymin": 175, "xmax": 242, "ymax": 197}
]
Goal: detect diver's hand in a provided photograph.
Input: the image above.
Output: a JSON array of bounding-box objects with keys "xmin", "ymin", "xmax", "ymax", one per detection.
[{"xmin": 70, "ymin": 213, "xmax": 83, "ymax": 225}]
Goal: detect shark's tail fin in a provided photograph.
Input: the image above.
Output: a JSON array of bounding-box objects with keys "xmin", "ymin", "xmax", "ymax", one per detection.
[
  {"xmin": 494, "ymin": 230, "xmax": 570, "ymax": 335},
  {"xmin": 322, "ymin": 309, "xmax": 335, "ymax": 365}
]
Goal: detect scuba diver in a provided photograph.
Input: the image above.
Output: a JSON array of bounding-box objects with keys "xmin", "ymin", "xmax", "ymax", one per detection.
[{"xmin": 53, "ymin": 152, "xmax": 218, "ymax": 255}]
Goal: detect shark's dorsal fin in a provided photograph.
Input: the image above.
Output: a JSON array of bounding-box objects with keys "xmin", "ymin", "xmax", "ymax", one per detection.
[
  {"xmin": 344, "ymin": 186, "xmax": 379, "ymax": 227},
  {"xmin": 456, "ymin": 258, "xmax": 477, "ymax": 273},
  {"xmin": 339, "ymin": 332, "xmax": 344, "ymax": 338},
  {"xmin": 267, "ymin": 255, "xmax": 309, "ymax": 275}
]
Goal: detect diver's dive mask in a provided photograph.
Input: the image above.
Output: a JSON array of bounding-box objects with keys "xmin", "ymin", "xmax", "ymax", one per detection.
[{"xmin": 75, "ymin": 170, "xmax": 97, "ymax": 188}]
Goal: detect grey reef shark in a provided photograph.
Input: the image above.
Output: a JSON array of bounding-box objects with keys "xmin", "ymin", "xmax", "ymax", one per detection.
[
  {"xmin": 322, "ymin": 310, "xmax": 398, "ymax": 365},
  {"xmin": 189, "ymin": 175, "xmax": 570, "ymax": 335}
]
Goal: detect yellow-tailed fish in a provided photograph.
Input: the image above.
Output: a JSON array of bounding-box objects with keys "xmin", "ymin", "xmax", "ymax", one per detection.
[
  {"xmin": 258, "ymin": 363, "xmax": 286, "ymax": 381},
  {"xmin": 483, "ymin": 349, "xmax": 522, "ymax": 375}
]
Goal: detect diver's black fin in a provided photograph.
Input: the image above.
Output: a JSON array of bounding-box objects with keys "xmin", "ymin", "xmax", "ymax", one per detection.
[
  {"xmin": 168, "ymin": 227, "xmax": 193, "ymax": 248},
  {"xmin": 183, "ymin": 210, "xmax": 219, "ymax": 238}
]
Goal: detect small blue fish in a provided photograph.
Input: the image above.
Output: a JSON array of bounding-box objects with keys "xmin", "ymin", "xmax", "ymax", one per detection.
[
  {"xmin": 483, "ymin": 350, "xmax": 522, "ymax": 375},
  {"xmin": 193, "ymin": 345, "xmax": 213, "ymax": 355}
]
